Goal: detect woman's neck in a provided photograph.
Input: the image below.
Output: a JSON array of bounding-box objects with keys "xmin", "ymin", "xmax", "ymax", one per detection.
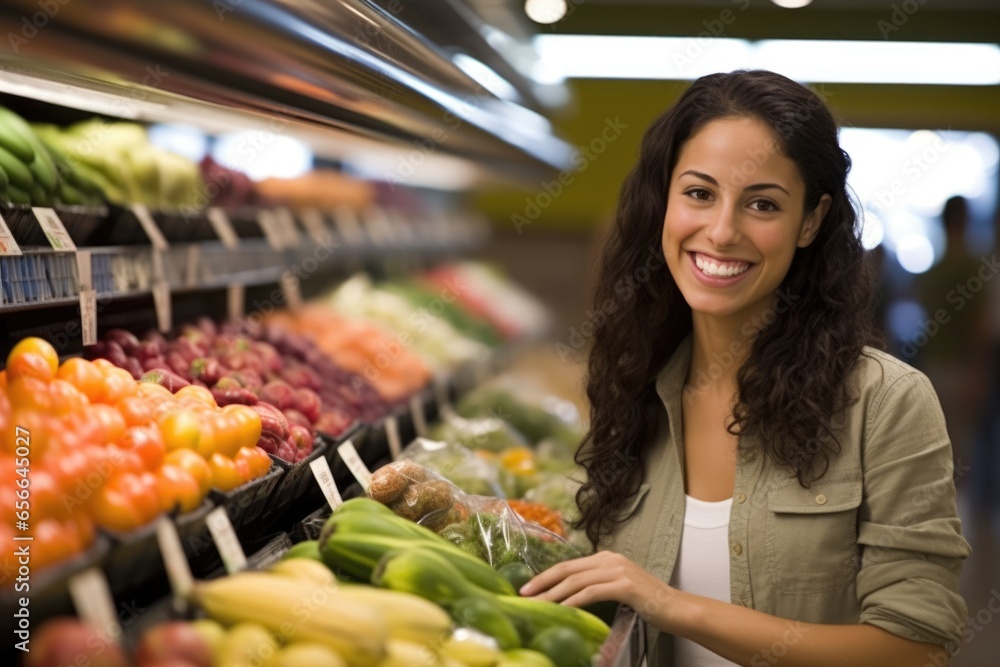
[{"xmin": 686, "ymin": 301, "xmax": 772, "ymax": 396}]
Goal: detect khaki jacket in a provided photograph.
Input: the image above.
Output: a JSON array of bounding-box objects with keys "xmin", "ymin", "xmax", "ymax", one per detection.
[{"xmin": 600, "ymin": 334, "xmax": 971, "ymax": 666}]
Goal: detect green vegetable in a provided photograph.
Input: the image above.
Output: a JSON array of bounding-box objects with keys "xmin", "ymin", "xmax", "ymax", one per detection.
[
  {"xmin": 439, "ymin": 512, "xmax": 580, "ymax": 573},
  {"xmin": 453, "ymin": 596, "xmax": 522, "ymax": 650},
  {"xmin": 498, "ymin": 649, "xmax": 557, "ymax": 667},
  {"xmin": 456, "ymin": 389, "xmax": 583, "ymax": 448},
  {"xmin": 498, "ymin": 562, "xmax": 535, "ymax": 592},
  {"xmin": 528, "ymin": 628, "xmax": 593, "ymax": 667},
  {"xmin": 282, "ymin": 540, "xmax": 323, "ymax": 562},
  {"xmin": 430, "ymin": 416, "xmax": 528, "ymax": 454}
]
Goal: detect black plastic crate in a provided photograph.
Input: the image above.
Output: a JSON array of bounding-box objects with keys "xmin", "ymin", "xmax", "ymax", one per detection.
[
  {"xmin": 268, "ymin": 438, "xmax": 329, "ymax": 515},
  {"xmin": 208, "ymin": 463, "xmax": 284, "ymax": 536}
]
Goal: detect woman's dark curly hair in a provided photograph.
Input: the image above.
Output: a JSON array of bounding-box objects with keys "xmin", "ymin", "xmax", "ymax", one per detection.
[{"xmin": 576, "ymin": 69, "xmax": 884, "ymax": 548}]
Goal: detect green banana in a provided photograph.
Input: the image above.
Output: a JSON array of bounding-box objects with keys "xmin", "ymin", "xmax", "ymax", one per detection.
[
  {"xmin": 0, "ymin": 107, "xmax": 37, "ymax": 163},
  {"xmin": 0, "ymin": 144, "xmax": 32, "ymax": 190},
  {"xmin": 29, "ymin": 181, "xmax": 52, "ymax": 206},
  {"xmin": 0, "ymin": 162, "xmax": 8, "ymax": 190},
  {"xmin": 6, "ymin": 184, "xmax": 31, "ymax": 205},
  {"xmin": 57, "ymin": 181, "xmax": 86, "ymax": 206},
  {"xmin": 27, "ymin": 145, "xmax": 58, "ymax": 194}
]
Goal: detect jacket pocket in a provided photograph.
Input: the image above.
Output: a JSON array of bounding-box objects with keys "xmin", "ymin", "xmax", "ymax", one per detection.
[{"xmin": 765, "ymin": 475, "xmax": 862, "ymax": 593}]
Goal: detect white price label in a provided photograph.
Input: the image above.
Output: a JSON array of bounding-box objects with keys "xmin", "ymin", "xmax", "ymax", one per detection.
[
  {"xmin": 80, "ymin": 289, "xmax": 98, "ymax": 346},
  {"xmin": 280, "ymin": 271, "xmax": 303, "ymax": 311},
  {"xmin": 0, "ymin": 212, "xmax": 22, "ymax": 255},
  {"xmin": 332, "ymin": 205, "xmax": 365, "ymax": 245},
  {"xmin": 310, "ymin": 456, "xmax": 343, "ymax": 509},
  {"xmin": 131, "ymin": 204, "xmax": 169, "ymax": 251},
  {"xmin": 155, "ymin": 517, "xmax": 194, "ymax": 601},
  {"xmin": 337, "ymin": 440, "xmax": 372, "ymax": 491},
  {"xmin": 410, "ymin": 395, "xmax": 427, "ymax": 438},
  {"xmin": 434, "ymin": 374, "xmax": 453, "ymax": 414},
  {"xmin": 299, "ymin": 208, "xmax": 333, "ymax": 245},
  {"xmin": 185, "ymin": 244, "xmax": 200, "ymax": 288},
  {"xmin": 256, "ymin": 210, "xmax": 285, "ymax": 249},
  {"xmin": 207, "ymin": 207, "xmax": 240, "ymax": 249},
  {"xmin": 76, "ymin": 249, "xmax": 93, "ymax": 293},
  {"xmin": 151, "ymin": 249, "xmax": 166, "ymax": 283},
  {"xmin": 227, "ymin": 283, "xmax": 245, "ymax": 321},
  {"xmin": 68, "ymin": 568, "xmax": 120, "ymax": 643},
  {"xmin": 275, "ymin": 207, "xmax": 302, "ymax": 248},
  {"xmin": 385, "ymin": 416, "xmax": 402, "ymax": 461},
  {"xmin": 206, "ymin": 507, "xmax": 248, "ymax": 574},
  {"xmin": 32, "ymin": 207, "xmax": 76, "ymax": 252},
  {"xmin": 152, "ymin": 281, "xmax": 172, "ymax": 333}
]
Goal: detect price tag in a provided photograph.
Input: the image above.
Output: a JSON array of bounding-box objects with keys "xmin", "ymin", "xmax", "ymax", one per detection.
[
  {"xmin": 0, "ymin": 212, "xmax": 22, "ymax": 255},
  {"xmin": 132, "ymin": 204, "xmax": 169, "ymax": 251},
  {"xmin": 299, "ymin": 208, "xmax": 333, "ymax": 246},
  {"xmin": 227, "ymin": 283, "xmax": 245, "ymax": 321},
  {"xmin": 185, "ymin": 244, "xmax": 200, "ymax": 288},
  {"xmin": 385, "ymin": 416, "xmax": 402, "ymax": 461},
  {"xmin": 434, "ymin": 374, "xmax": 452, "ymax": 414},
  {"xmin": 152, "ymin": 281, "xmax": 172, "ymax": 333},
  {"xmin": 309, "ymin": 456, "xmax": 343, "ymax": 509},
  {"xmin": 410, "ymin": 395, "xmax": 427, "ymax": 438},
  {"xmin": 155, "ymin": 517, "xmax": 194, "ymax": 601},
  {"xmin": 332, "ymin": 206, "xmax": 365, "ymax": 245},
  {"xmin": 68, "ymin": 568, "xmax": 120, "ymax": 642},
  {"xmin": 205, "ymin": 507, "xmax": 248, "ymax": 574},
  {"xmin": 207, "ymin": 207, "xmax": 240, "ymax": 249},
  {"xmin": 32, "ymin": 207, "xmax": 76, "ymax": 252},
  {"xmin": 256, "ymin": 209, "xmax": 285, "ymax": 250},
  {"xmin": 275, "ymin": 207, "xmax": 302, "ymax": 248},
  {"xmin": 151, "ymin": 248, "xmax": 166, "ymax": 283},
  {"xmin": 80, "ymin": 289, "xmax": 98, "ymax": 346},
  {"xmin": 76, "ymin": 249, "xmax": 93, "ymax": 292},
  {"xmin": 337, "ymin": 440, "xmax": 372, "ymax": 491},
  {"xmin": 280, "ymin": 271, "xmax": 303, "ymax": 311}
]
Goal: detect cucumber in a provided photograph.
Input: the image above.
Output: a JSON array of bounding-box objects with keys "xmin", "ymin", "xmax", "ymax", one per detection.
[
  {"xmin": 499, "ymin": 649, "xmax": 557, "ymax": 667},
  {"xmin": 498, "ymin": 562, "xmax": 535, "ymax": 592},
  {"xmin": 453, "ymin": 597, "xmax": 521, "ymax": 650},
  {"xmin": 282, "ymin": 539, "xmax": 323, "ymax": 562},
  {"xmin": 528, "ymin": 628, "xmax": 593, "ymax": 667}
]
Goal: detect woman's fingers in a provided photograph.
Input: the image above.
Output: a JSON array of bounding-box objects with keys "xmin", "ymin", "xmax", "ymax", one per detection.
[
  {"xmin": 562, "ymin": 582, "xmax": 620, "ymax": 609},
  {"xmin": 520, "ymin": 553, "xmax": 605, "ymax": 596},
  {"xmin": 529, "ymin": 568, "xmax": 616, "ymax": 603}
]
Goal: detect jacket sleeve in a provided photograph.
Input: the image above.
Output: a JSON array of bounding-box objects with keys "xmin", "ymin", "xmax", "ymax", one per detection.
[{"xmin": 856, "ymin": 369, "xmax": 971, "ymax": 654}]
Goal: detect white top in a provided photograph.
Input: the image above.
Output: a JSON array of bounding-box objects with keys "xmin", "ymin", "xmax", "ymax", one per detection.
[{"xmin": 671, "ymin": 495, "xmax": 740, "ymax": 667}]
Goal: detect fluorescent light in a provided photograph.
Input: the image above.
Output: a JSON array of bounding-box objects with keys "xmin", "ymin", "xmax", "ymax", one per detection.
[
  {"xmin": 525, "ymin": 0, "xmax": 567, "ymax": 25},
  {"xmin": 896, "ymin": 234, "xmax": 935, "ymax": 274},
  {"xmin": 772, "ymin": 0, "xmax": 812, "ymax": 8},
  {"xmin": 453, "ymin": 53, "xmax": 521, "ymax": 102},
  {"xmin": 213, "ymin": 133, "xmax": 313, "ymax": 181},
  {"xmin": 532, "ymin": 35, "xmax": 1000, "ymax": 85},
  {"xmin": 0, "ymin": 71, "xmax": 167, "ymax": 119}
]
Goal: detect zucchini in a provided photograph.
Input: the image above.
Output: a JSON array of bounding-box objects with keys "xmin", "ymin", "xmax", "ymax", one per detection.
[{"xmin": 453, "ymin": 597, "xmax": 521, "ymax": 650}]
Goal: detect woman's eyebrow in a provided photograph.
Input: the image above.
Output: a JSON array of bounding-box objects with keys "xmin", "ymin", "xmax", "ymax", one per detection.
[{"xmin": 679, "ymin": 169, "xmax": 790, "ymax": 196}]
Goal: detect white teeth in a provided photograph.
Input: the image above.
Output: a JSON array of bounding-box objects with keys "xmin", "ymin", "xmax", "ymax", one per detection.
[{"xmin": 694, "ymin": 253, "xmax": 750, "ymax": 278}]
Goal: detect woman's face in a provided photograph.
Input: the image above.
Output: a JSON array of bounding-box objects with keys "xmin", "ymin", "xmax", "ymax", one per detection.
[{"xmin": 661, "ymin": 116, "xmax": 830, "ymax": 324}]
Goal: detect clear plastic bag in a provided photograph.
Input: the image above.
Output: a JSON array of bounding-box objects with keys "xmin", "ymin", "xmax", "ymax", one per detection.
[
  {"xmin": 399, "ymin": 437, "xmax": 506, "ymax": 498},
  {"xmin": 367, "ymin": 460, "xmax": 580, "ymax": 573}
]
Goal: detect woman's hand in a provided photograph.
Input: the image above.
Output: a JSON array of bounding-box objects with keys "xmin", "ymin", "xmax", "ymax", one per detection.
[{"xmin": 519, "ymin": 551, "xmax": 678, "ymax": 621}]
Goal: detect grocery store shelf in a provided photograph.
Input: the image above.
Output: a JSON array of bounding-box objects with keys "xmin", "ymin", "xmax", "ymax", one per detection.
[{"xmin": 0, "ymin": 0, "xmax": 574, "ymax": 183}]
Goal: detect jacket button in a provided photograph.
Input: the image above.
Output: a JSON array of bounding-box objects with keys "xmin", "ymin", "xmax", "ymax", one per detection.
[
  {"xmin": 816, "ymin": 494, "xmax": 827, "ymax": 505},
  {"xmin": 733, "ymin": 543, "xmax": 743, "ymax": 556},
  {"xmin": 737, "ymin": 493, "xmax": 747, "ymax": 504}
]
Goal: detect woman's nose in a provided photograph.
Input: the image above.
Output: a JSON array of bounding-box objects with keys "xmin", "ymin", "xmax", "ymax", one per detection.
[{"xmin": 705, "ymin": 205, "xmax": 742, "ymax": 247}]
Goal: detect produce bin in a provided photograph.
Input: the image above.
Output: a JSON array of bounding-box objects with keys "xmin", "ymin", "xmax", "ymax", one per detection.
[
  {"xmin": 208, "ymin": 463, "xmax": 284, "ymax": 536},
  {"xmin": 267, "ymin": 438, "xmax": 330, "ymax": 517}
]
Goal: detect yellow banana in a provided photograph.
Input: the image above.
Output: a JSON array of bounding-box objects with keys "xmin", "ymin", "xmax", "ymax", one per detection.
[
  {"xmin": 268, "ymin": 557, "xmax": 339, "ymax": 586},
  {"xmin": 268, "ymin": 642, "xmax": 348, "ymax": 667},
  {"xmin": 217, "ymin": 622, "xmax": 279, "ymax": 667},
  {"xmin": 375, "ymin": 640, "xmax": 441, "ymax": 667},
  {"xmin": 336, "ymin": 584, "xmax": 453, "ymax": 646}
]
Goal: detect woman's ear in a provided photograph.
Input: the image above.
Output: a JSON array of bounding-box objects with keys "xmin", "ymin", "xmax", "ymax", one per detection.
[{"xmin": 798, "ymin": 193, "xmax": 832, "ymax": 248}]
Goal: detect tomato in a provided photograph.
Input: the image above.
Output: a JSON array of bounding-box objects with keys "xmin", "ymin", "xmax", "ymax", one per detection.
[
  {"xmin": 235, "ymin": 446, "xmax": 271, "ymax": 480},
  {"xmin": 90, "ymin": 483, "xmax": 145, "ymax": 533},
  {"xmin": 115, "ymin": 396, "xmax": 153, "ymax": 427},
  {"xmin": 7, "ymin": 337, "xmax": 59, "ymax": 382},
  {"xmin": 56, "ymin": 358, "xmax": 105, "ymax": 403},
  {"xmin": 119, "ymin": 426, "xmax": 165, "ymax": 470},
  {"xmin": 49, "ymin": 448, "xmax": 96, "ymax": 500},
  {"xmin": 0, "ymin": 369, "xmax": 6, "ymax": 390},
  {"xmin": 71, "ymin": 512, "xmax": 96, "ymax": 549},
  {"xmin": 175, "ymin": 385, "xmax": 216, "ymax": 408},
  {"xmin": 233, "ymin": 457, "xmax": 252, "ymax": 484},
  {"xmin": 91, "ymin": 358, "xmax": 118, "ymax": 374},
  {"xmin": 102, "ymin": 367, "xmax": 137, "ymax": 405},
  {"xmin": 224, "ymin": 404, "xmax": 262, "ymax": 451},
  {"xmin": 164, "ymin": 449, "xmax": 213, "ymax": 497},
  {"xmin": 5, "ymin": 376, "xmax": 52, "ymax": 412},
  {"xmin": 33, "ymin": 518, "xmax": 80, "ymax": 571},
  {"xmin": 209, "ymin": 411, "xmax": 240, "ymax": 459},
  {"xmin": 158, "ymin": 409, "xmax": 202, "ymax": 452},
  {"xmin": 133, "ymin": 471, "xmax": 163, "ymax": 524},
  {"xmin": 49, "ymin": 379, "xmax": 89, "ymax": 416},
  {"xmin": 86, "ymin": 404, "xmax": 127, "ymax": 445},
  {"xmin": 208, "ymin": 453, "xmax": 244, "ymax": 492},
  {"xmin": 2, "ymin": 410, "xmax": 54, "ymax": 459},
  {"xmin": 28, "ymin": 468, "xmax": 65, "ymax": 521},
  {"xmin": 106, "ymin": 446, "xmax": 145, "ymax": 477},
  {"xmin": 155, "ymin": 463, "xmax": 203, "ymax": 514},
  {"xmin": 136, "ymin": 382, "xmax": 173, "ymax": 401}
]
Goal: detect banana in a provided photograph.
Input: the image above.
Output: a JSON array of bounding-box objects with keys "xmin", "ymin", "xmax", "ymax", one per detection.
[
  {"xmin": 0, "ymin": 162, "xmax": 8, "ymax": 190},
  {"xmin": 269, "ymin": 642, "xmax": 349, "ymax": 667},
  {"xmin": 29, "ymin": 181, "xmax": 52, "ymax": 206},
  {"xmin": 0, "ymin": 107, "xmax": 37, "ymax": 163},
  {"xmin": 190, "ymin": 572, "xmax": 387, "ymax": 666},
  {"xmin": 335, "ymin": 584, "xmax": 453, "ymax": 646},
  {"xmin": 6, "ymin": 184, "xmax": 31, "ymax": 205},
  {"xmin": 217, "ymin": 622, "xmax": 279, "ymax": 667},
  {"xmin": 376, "ymin": 640, "xmax": 441, "ymax": 667},
  {"xmin": 268, "ymin": 557, "xmax": 338, "ymax": 586},
  {"xmin": 0, "ymin": 144, "xmax": 32, "ymax": 190},
  {"xmin": 57, "ymin": 181, "xmax": 86, "ymax": 206},
  {"xmin": 27, "ymin": 145, "xmax": 58, "ymax": 194},
  {"xmin": 441, "ymin": 635, "xmax": 502, "ymax": 667}
]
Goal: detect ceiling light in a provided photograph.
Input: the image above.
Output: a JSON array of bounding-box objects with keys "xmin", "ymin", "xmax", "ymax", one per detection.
[
  {"xmin": 525, "ymin": 0, "xmax": 568, "ymax": 25},
  {"xmin": 771, "ymin": 0, "xmax": 813, "ymax": 8}
]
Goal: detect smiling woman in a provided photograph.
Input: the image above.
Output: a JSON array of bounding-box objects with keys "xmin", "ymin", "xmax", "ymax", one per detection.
[{"xmin": 520, "ymin": 70, "xmax": 971, "ymax": 667}]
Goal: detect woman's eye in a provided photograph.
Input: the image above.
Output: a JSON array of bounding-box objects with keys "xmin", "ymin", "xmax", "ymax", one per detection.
[
  {"xmin": 750, "ymin": 199, "xmax": 779, "ymax": 212},
  {"xmin": 686, "ymin": 188, "xmax": 712, "ymax": 201}
]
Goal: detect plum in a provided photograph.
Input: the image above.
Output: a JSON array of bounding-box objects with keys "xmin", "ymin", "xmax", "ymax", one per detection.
[
  {"xmin": 259, "ymin": 381, "xmax": 296, "ymax": 411},
  {"xmin": 293, "ymin": 388, "xmax": 322, "ymax": 423}
]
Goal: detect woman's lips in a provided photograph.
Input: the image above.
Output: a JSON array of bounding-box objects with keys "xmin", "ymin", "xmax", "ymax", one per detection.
[{"xmin": 687, "ymin": 251, "xmax": 754, "ymax": 287}]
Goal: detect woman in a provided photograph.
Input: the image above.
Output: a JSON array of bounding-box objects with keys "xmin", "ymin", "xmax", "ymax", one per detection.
[{"xmin": 521, "ymin": 70, "xmax": 970, "ymax": 667}]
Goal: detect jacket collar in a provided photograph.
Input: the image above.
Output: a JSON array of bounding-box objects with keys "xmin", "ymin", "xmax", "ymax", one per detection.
[{"xmin": 653, "ymin": 332, "xmax": 693, "ymax": 471}]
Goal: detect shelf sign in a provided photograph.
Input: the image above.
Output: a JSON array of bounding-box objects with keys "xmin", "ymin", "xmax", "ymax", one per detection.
[
  {"xmin": 410, "ymin": 395, "xmax": 428, "ymax": 438},
  {"xmin": 155, "ymin": 517, "xmax": 194, "ymax": 602},
  {"xmin": 280, "ymin": 271, "xmax": 303, "ymax": 311},
  {"xmin": 33, "ymin": 207, "xmax": 76, "ymax": 252},
  {"xmin": 206, "ymin": 507, "xmax": 248, "ymax": 574},
  {"xmin": 0, "ymin": 212, "xmax": 22, "ymax": 255},
  {"xmin": 152, "ymin": 281, "xmax": 172, "ymax": 333},
  {"xmin": 67, "ymin": 568, "xmax": 120, "ymax": 643},
  {"xmin": 131, "ymin": 204, "xmax": 169, "ymax": 251},
  {"xmin": 385, "ymin": 416, "xmax": 402, "ymax": 461},
  {"xmin": 337, "ymin": 440, "xmax": 372, "ymax": 491},
  {"xmin": 310, "ymin": 456, "xmax": 343, "ymax": 510},
  {"xmin": 256, "ymin": 209, "xmax": 285, "ymax": 250},
  {"xmin": 274, "ymin": 207, "xmax": 302, "ymax": 248},
  {"xmin": 299, "ymin": 208, "xmax": 333, "ymax": 245},
  {"xmin": 207, "ymin": 207, "xmax": 240, "ymax": 249},
  {"xmin": 332, "ymin": 205, "xmax": 365, "ymax": 245},
  {"xmin": 227, "ymin": 283, "xmax": 245, "ymax": 321}
]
